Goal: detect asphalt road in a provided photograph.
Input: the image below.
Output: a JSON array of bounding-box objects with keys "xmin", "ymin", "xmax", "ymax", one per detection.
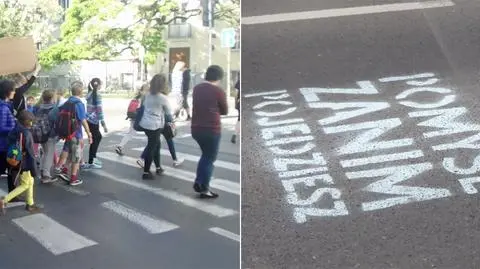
[
  {"xmin": 0, "ymin": 102, "xmax": 240, "ymax": 269},
  {"xmin": 242, "ymin": 1, "xmax": 480, "ymax": 268}
]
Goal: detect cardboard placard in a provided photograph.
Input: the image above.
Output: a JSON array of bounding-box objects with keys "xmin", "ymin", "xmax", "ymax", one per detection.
[{"xmin": 0, "ymin": 36, "xmax": 37, "ymax": 76}]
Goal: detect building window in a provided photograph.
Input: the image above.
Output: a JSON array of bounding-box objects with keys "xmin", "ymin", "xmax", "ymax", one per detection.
[
  {"xmin": 168, "ymin": 23, "xmax": 192, "ymax": 39},
  {"xmin": 58, "ymin": 0, "xmax": 70, "ymax": 9}
]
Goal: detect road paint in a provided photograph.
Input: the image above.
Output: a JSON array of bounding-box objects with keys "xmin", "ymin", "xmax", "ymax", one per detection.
[
  {"xmin": 101, "ymin": 200, "xmax": 179, "ymax": 234},
  {"xmin": 458, "ymin": 177, "xmax": 480, "ymax": 194},
  {"xmin": 244, "ymin": 89, "xmax": 287, "ymax": 98},
  {"xmin": 406, "ymin": 78, "xmax": 439, "ymax": 86},
  {"xmin": 379, "ymin": 73, "xmax": 435, "ymax": 82},
  {"xmin": 91, "ymin": 170, "xmax": 237, "ymax": 218},
  {"xmin": 97, "ymin": 152, "xmax": 239, "ymax": 195},
  {"xmin": 131, "ymin": 147, "xmax": 240, "ymax": 172},
  {"xmin": 279, "ymin": 167, "xmax": 328, "ymax": 178},
  {"xmin": 265, "ymin": 135, "xmax": 314, "ymax": 146},
  {"xmin": 346, "ymin": 163, "xmax": 451, "ymax": 211},
  {"xmin": 241, "ymin": 0, "xmax": 455, "ymax": 25},
  {"xmin": 294, "ymin": 202, "xmax": 349, "ymax": 223},
  {"xmin": 242, "ymin": 1, "xmax": 455, "ymax": 24},
  {"xmin": 273, "ymin": 152, "xmax": 326, "ymax": 172},
  {"xmin": 409, "ymin": 107, "xmax": 480, "ymax": 138},
  {"xmin": 209, "ymin": 227, "xmax": 240, "ymax": 242},
  {"xmin": 443, "ymin": 154, "xmax": 480, "ymax": 175},
  {"xmin": 300, "ymin": 81, "xmax": 379, "ymax": 103},
  {"xmin": 341, "ymin": 150, "xmax": 424, "ymax": 168},
  {"xmin": 261, "ymin": 123, "xmax": 311, "ymax": 140},
  {"xmin": 12, "ymin": 213, "xmax": 98, "ymax": 255},
  {"xmin": 324, "ymin": 118, "xmax": 414, "ymax": 155},
  {"xmin": 433, "ymin": 132, "xmax": 480, "ymax": 151},
  {"xmin": 253, "ymin": 101, "xmax": 297, "ymax": 117},
  {"xmin": 309, "ymin": 101, "xmax": 390, "ymax": 125},
  {"xmin": 270, "ymin": 142, "xmax": 316, "ymax": 156},
  {"xmin": 51, "ymin": 181, "xmax": 90, "ymax": 196},
  {"xmin": 282, "ymin": 174, "xmax": 334, "ymax": 192}
]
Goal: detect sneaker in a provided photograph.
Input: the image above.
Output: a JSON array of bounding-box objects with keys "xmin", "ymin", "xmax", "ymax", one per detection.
[
  {"xmin": 93, "ymin": 158, "xmax": 102, "ymax": 165},
  {"xmin": 86, "ymin": 163, "xmax": 102, "ymax": 169},
  {"xmin": 156, "ymin": 168, "xmax": 164, "ymax": 175},
  {"xmin": 80, "ymin": 163, "xmax": 91, "ymax": 170},
  {"xmin": 70, "ymin": 179, "xmax": 83, "ymax": 186},
  {"xmin": 25, "ymin": 204, "xmax": 42, "ymax": 213},
  {"xmin": 173, "ymin": 158, "xmax": 184, "ymax": 167},
  {"xmin": 115, "ymin": 146, "xmax": 124, "ymax": 156},
  {"xmin": 41, "ymin": 176, "xmax": 58, "ymax": 184},
  {"xmin": 136, "ymin": 159, "xmax": 144, "ymax": 168},
  {"xmin": 142, "ymin": 172, "xmax": 154, "ymax": 180},
  {"xmin": 199, "ymin": 190, "xmax": 219, "ymax": 199}
]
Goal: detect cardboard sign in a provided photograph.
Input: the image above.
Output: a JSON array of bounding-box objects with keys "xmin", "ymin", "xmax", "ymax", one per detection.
[{"xmin": 0, "ymin": 36, "xmax": 37, "ymax": 76}]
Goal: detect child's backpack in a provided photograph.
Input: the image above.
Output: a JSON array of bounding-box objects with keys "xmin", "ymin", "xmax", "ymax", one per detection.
[
  {"xmin": 6, "ymin": 132, "xmax": 24, "ymax": 168},
  {"xmin": 31, "ymin": 107, "xmax": 53, "ymax": 143},
  {"xmin": 55, "ymin": 100, "xmax": 79, "ymax": 140},
  {"xmin": 126, "ymin": 99, "xmax": 140, "ymax": 119}
]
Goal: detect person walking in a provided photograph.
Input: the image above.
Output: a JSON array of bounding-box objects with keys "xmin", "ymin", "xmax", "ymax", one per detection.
[
  {"xmin": 115, "ymin": 83, "xmax": 149, "ymax": 156},
  {"xmin": 0, "ymin": 80, "xmax": 18, "ymax": 196},
  {"xmin": 231, "ymin": 77, "xmax": 240, "ymax": 144},
  {"xmin": 137, "ymin": 74, "xmax": 172, "ymax": 180},
  {"xmin": 0, "ymin": 110, "xmax": 42, "ymax": 214},
  {"xmin": 83, "ymin": 78, "xmax": 107, "ymax": 169},
  {"xmin": 179, "ymin": 66, "xmax": 192, "ymax": 120},
  {"xmin": 191, "ymin": 65, "xmax": 228, "ymax": 198},
  {"xmin": 171, "ymin": 61, "xmax": 187, "ymax": 119}
]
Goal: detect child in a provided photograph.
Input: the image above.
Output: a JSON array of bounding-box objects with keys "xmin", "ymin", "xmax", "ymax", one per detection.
[
  {"xmin": 0, "ymin": 110, "xmax": 42, "ymax": 214},
  {"xmin": 54, "ymin": 81, "xmax": 92, "ymax": 186},
  {"xmin": 26, "ymin": 96, "xmax": 35, "ymax": 113}
]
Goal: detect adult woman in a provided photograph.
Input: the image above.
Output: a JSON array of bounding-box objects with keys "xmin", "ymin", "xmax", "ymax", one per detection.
[
  {"xmin": 84, "ymin": 78, "xmax": 107, "ymax": 169},
  {"xmin": 138, "ymin": 74, "xmax": 172, "ymax": 179},
  {"xmin": 115, "ymin": 83, "xmax": 149, "ymax": 156}
]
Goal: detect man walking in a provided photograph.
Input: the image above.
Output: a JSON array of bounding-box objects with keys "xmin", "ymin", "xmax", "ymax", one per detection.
[{"xmin": 191, "ymin": 65, "xmax": 228, "ymax": 198}]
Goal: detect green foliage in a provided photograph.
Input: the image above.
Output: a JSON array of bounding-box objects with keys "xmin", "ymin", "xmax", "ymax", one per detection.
[
  {"xmin": 40, "ymin": 0, "xmax": 201, "ymax": 69},
  {"xmin": 0, "ymin": 0, "xmax": 63, "ymax": 45},
  {"xmin": 215, "ymin": 0, "xmax": 240, "ymax": 27}
]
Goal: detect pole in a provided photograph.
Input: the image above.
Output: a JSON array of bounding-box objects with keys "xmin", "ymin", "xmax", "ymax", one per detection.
[
  {"xmin": 207, "ymin": 0, "xmax": 212, "ymax": 66},
  {"xmin": 226, "ymin": 47, "xmax": 231, "ymax": 98}
]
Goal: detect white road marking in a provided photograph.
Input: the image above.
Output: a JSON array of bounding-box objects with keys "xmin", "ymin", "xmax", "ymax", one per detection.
[
  {"xmin": 341, "ymin": 150, "xmax": 424, "ymax": 168},
  {"xmin": 208, "ymin": 227, "xmax": 240, "ymax": 242},
  {"xmin": 101, "ymin": 200, "xmax": 179, "ymax": 234},
  {"xmin": 131, "ymin": 147, "xmax": 240, "ymax": 172},
  {"xmin": 91, "ymin": 170, "xmax": 237, "ymax": 218},
  {"xmin": 458, "ymin": 177, "xmax": 480, "ymax": 194},
  {"xmin": 51, "ymin": 181, "xmax": 90, "ymax": 196},
  {"xmin": 12, "ymin": 213, "xmax": 97, "ymax": 255},
  {"xmin": 97, "ymin": 152, "xmax": 240, "ymax": 195},
  {"xmin": 242, "ymin": 0, "xmax": 455, "ymax": 25}
]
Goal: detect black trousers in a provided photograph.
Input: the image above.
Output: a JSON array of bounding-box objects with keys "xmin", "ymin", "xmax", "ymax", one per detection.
[
  {"xmin": 88, "ymin": 122, "xmax": 102, "ymax": 164},
  {"xmin": 0, "ymin": 151, "xmax": 16, "ymax": 192},
  {"xmin": 143, "ymin": 128, "xmax": 162, "ymax": 173}
]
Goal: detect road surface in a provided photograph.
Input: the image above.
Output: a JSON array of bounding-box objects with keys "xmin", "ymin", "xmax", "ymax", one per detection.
[
  {"xmin": 242, "ymin": 1, "xmax": 480, "ymax": 268},
  {"xmin": 0, "ymin": 98, "xmax": 240, "ymax": 269}
]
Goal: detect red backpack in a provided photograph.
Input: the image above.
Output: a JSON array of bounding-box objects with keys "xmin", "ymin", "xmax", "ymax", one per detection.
[
  {"xmin": 55, "ymin": 100, "xmax": 80, "ymax": 140},
  {"xmin": 126, "ymin": 99, "xmax": 140, "ymax": 119}
]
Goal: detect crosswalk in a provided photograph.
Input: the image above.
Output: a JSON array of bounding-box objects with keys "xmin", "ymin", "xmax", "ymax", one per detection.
[{"xmin": 0, "ymin": 142, "xmax": 240, "ymax": 258}]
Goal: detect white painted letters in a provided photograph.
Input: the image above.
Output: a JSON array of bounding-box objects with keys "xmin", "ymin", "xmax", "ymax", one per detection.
[
  {"xmin": 282, "ymin": 174, "xmax": 334, "ymax": 192},
  {"xmin": 443, "ymin": 154, "xmax": 480, "ymax": 175},
  {"xmin": 299, "ymin": 81, "xmax": 379, "ymax": 103},
  {"xmin": 261, "ymin": 123, "xmax": 311, "ymax": 140},
  {"xmin": 270, "ymin": 142, "xmax": 316, "ymax": 156},
  {"xmin": 308, "ymin": 101, "xmax": 390, "ymax": 125},
  {"xmin": 273, "ymin": 152, "xmax": 326, "ymax": 172}
]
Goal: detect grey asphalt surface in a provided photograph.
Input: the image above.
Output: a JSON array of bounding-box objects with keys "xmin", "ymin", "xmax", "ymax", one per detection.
[
  {"xmin": 242, "ymin": 1, "xmax": 480, "ymax": 269},
  {"xmin": 0, "ymin": 118, "xmax": 240, "ymax": 269}
]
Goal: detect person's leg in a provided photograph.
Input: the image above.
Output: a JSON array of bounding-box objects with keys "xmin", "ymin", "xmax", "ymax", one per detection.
[
  {"xmin": 69, "ymin": 138, "xmax": 83, "ymax": 185},
  {"xmin": 3, "ymin": 173, "xmax": 28, "ymax": 203},
  {"xmin": 40, "ymin": 138, "xmax": 56, "ymax": 182},
  {"xmin": 201, "ymin": 133, "xmax": 221, "ymax": 190},
  {"xmin": 143, "ymin": 130, "xmax": 156, "ymax": 176},
  {"xmin": 182, "ymin": 92, "xmax": 191, "ymax": 118},
  {"xmin": 193, "ymin": 132, "xmax": 208, "ymax": 189},
  {"xmin": 153, "ymin": 129, "xmax": 162, "ymax": 172},
  {"xmin": 163, "ymin": 133, "xmax": 177, "ymax": 160},
  {"xmin": 88, "ymin": 122, "xmax": 102, "ymax": 165},
  {"xmin": 117, "ymin": 121, "xmax": 135, "ymax": 154}
]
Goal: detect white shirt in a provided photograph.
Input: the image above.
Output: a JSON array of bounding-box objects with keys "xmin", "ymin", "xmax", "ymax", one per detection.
[{"xmin": 139, "ymin": 93, "xmax": 171, "ymax": 130}]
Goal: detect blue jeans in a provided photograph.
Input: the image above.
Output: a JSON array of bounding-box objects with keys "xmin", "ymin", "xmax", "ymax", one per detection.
[
  {"xmin": 192, "ymin": 131, "xmax": 221, "ymax": 189},
  {"xmin": 140, "ymin": 134, "xmax": 177, "ymax": 160}
]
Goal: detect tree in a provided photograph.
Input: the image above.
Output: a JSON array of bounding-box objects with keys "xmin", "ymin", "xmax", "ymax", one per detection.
[
  {"xmin": 40, "ymin": 0, "xmax": 201, "ymax": 69},
  {"xmin": 0, "ymin": 0, "xmax": 63, "ymax": 47},
  {"xmin": 214, "ymin": 0, "xmax": 239, "ymax": 27}
]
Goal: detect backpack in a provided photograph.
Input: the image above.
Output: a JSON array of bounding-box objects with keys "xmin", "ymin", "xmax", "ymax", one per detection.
[
  {"xmin": 31, "ymin": 107, "xmax": 53, "ymax": 143},
  {"xmin": 126, "ymin": 99, "xmax": 140, "ymax": 119},
  {"xmin": 55, "ymin": 100, "xmax": 79, "ymax": 140},
  {"xmin": 6, "ymin": 132, "xmax": 24, "ymax": 168}
]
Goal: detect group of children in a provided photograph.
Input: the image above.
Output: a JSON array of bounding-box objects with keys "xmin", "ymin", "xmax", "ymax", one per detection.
[{"xmin": 0, "ymin": 78, "xmax": 104, "ymax": 214}]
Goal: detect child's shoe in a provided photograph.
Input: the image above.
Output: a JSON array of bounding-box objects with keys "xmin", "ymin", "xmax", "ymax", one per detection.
[{"xmin": 25, "ymin": 204, "xmax": 42, "ymax": 213}]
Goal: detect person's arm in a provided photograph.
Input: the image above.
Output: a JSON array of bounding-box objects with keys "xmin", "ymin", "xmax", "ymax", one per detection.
[
  {"xmin": 162, "ymin": 95, "xmax": 173, "ymax": 122},
  {"xmin": 24, "ymin": 131, "xmax": 38, "ymax": 177},
  {"xmin": 217, "ymin": 88, "xmax": 228, "ymax": 115},
  {"xmin": 0, "ymin": 106, "xmax": 16, "ymax": 135},
  {"xmin": 76, "ymin": 101, "xmax": 92, "ymax": 143},
  {"xmin": 97, "ymin": 94, "xmax": 107, "ymax": 132}
]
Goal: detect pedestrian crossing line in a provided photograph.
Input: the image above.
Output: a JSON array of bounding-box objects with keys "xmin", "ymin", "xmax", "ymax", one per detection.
[
  {"xmin": 96, "ymin": 152, "xmax": 240, "ymax": 196},
  {"xmin": 131, "ymin": 147, "xmax": 240, "ymax": 172},
  {"xmin": 208, "ymin": 227, "xmax": 240, "ymax": 242},
  {"xmin": 101, "ymin": 200, "xmax": 179, "ymax": 234},
  {"xmin": 12, "ymin": 213, "xmax": 98, "ymax": 255},
  {"xmin": 51, "ymin": 181, "xmax": 90, "ymax": 196},
  {"xmin": 91, "ymin": 170, "xmax": 237, "ymax": 218}
]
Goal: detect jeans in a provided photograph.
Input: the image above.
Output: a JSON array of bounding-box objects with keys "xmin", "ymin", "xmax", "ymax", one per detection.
[
  {"xmin": 143, "ymin": 128, "xmax": 163, "ymax": 173},
  {"xmin": 192, "ymin": 131, "xmax": 221, "ymax": 189},
  {"xmin": 88, "ymin": 122, "xmax": 102, "ymax": 164},
  {"xmin": 40, "ymin": 138, "xmax": 56, "ymax": 178},
  {"xmin": 141, "ymin": 132, "xmax": 177, "ymax": 160}
]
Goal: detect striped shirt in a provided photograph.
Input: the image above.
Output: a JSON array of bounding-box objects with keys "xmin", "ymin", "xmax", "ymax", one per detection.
[{"xmin": 86, "ymin": 92, "xmax": 104, "ymax": 125}]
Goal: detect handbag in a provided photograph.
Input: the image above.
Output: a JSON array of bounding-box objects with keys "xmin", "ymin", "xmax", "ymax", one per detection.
[{"xmin": 163, "ymin": 122, "xmax": 176, "ymax": 139}]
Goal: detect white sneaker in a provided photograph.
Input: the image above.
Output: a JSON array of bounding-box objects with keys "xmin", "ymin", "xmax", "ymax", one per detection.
[{"xmin": 173, "ymin": 158, "xmax": 184, "ymax": 167}]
